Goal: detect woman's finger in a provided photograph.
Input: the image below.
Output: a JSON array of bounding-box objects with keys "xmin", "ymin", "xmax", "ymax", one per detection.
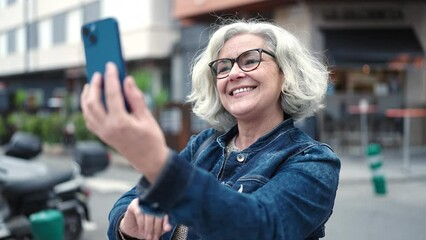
[
  {"xmin": 152, "ymin": 216, "xmax": 165, "ymax": 239},
  {"xmin": 80, "ymin": 84, "xmax": 89, "ymax": 102},
  {"xmin": 143, "ymin": 214, "xmax": 155, "ymax": 239},
  {"xmin": 162, "ymin": 215, "xmax": 172, "ymax": 233},
  {"xmin": 81, "ymin": 72, "xmax": 107, "ymax": 131},
  {"xmin": 134, "ymin": 212, "xmax": 145, "ymax": 237},
  {"xmin": 119, "ymin": 199, "xmax": 139, "ymax": 237},
  {"xmin": 123, "ymin": 76, "xmax": 146, "ymax": 120},
  {"xmin": 104, "ymin": 62, "xmax": 126, "ymax": 113}
]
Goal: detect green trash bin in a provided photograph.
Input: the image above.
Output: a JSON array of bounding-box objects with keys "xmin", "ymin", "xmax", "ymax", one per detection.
[{"xmin": 30, "ymin": 209, "xmax": 64, "ymax": 240}]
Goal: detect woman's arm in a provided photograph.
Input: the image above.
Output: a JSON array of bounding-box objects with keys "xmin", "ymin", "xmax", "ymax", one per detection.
[{"xmin": 137, "ymin": 145, "xmax": 340, "ymax": 240}]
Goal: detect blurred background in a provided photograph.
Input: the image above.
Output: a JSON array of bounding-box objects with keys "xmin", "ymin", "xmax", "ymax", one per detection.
[{"xmin": 0, "ymin": 0, "xmax": 425, "ymax": 239}]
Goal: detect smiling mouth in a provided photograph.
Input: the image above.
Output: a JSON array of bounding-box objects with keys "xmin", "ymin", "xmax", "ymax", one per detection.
[{"xmin": 231, "ymin": 87, "xmax": 256, "ymax": 96}]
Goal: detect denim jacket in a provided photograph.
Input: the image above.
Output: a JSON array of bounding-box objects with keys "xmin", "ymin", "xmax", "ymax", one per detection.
[{"xmin": 108, "ymin": 118, "xmax": 340, "ymax": 240}]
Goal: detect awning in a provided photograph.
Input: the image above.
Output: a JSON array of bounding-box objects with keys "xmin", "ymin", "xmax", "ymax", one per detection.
[{"xmin": 323, "ymin": 28, "xmax": 424, "ymax": 68}]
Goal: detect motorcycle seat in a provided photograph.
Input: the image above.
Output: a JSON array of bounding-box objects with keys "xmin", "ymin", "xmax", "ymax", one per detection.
[{"xmin": 2, "ymin": 160, "xmax": 76, "ymax": 198}]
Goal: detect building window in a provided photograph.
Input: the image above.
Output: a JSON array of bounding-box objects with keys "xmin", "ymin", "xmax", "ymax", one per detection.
[
  {"xmin": 27, "ymin": 22, "xmax": 38, "ymax": 49},
  {"xmin": 6, "ymin": 29, "xmax": 16, "ymax": 54},
  {"xmin": 6, "ymin": 0, "xmax": 17, "ymax": 6},
  {"xmin": 52, "ymin": 13, "xmax": 66, "ymax": 45},
  {"xmin": 83, "ymin": 1, "xmax": 100, "ymax": 23}
]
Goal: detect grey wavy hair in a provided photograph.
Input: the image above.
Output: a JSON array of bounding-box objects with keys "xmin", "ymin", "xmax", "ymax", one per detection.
[{"xmin": 186, "ymin": 19, "xmax": 329, "ymax": 131}]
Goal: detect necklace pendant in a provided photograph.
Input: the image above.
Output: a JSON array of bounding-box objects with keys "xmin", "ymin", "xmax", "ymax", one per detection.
[{"xmin": 226, "ymin": 135, "xmax": 240, "ymax": 153}]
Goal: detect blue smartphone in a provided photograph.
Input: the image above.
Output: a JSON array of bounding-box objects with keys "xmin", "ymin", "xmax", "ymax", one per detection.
[{"xmin": 81, "ymin": 17, "xmax": 129, "ymax": 111}]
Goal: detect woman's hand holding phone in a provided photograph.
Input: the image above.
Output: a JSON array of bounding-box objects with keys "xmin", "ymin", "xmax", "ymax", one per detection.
[{"xmin": 80, "ymin": 62, "xmax": 169, "ymax": 183}]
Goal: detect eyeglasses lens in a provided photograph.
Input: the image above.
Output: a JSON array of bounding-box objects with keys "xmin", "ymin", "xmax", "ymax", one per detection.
[
  {"xmin": 212, "ymin": 50, "xmax": 262, "ymax": 79},
  {"xmin": 238, "ymin": 51, "xmax": 261, "ymax": 72}
]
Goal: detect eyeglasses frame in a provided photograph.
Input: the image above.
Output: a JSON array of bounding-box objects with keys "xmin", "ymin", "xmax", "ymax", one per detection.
[{"xmin": 208, "ymin": 48, "xmax": 276, "ymax": 79}]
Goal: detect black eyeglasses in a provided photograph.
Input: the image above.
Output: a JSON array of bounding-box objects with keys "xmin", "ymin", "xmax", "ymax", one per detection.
[{"xmin": 208, "ymin": 48, "xmax": 276, "ymax": 79}]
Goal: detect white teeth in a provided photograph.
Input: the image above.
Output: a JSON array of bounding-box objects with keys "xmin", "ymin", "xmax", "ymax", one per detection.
[{"xmin": 233, "ymin": 87, "xmax": 254, "ymax": 95}]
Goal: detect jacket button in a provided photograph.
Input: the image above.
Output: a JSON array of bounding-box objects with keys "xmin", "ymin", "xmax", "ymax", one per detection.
[
  {"xmin": 151, "ymin": 202, "xmax": 160, "ymax": 208},
  {"xmin": 236, "ymin": 154, "xmax": 245, "ymax": 163}
]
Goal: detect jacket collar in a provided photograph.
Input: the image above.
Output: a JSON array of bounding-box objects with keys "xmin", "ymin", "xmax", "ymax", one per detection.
[{"xmin": 217, "ymin": 117, "xmax": 295, "ymax": 152}]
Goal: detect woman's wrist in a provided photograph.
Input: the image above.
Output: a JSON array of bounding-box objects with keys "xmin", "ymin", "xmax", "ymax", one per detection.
[
  {"xmin": 118, "ymin": 219, "xmax": 141, "ymax": 240},
  {"xmin": 118, "ymin": 225, "xmax": 141, "ymax": 240},
  {"xmin": 141, "ymin": 147, "xmax": 170, "ymax": 184}
]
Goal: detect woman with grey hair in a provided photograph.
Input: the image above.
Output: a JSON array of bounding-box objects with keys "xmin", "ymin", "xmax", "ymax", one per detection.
[{"xmin": 81, "ymin": 19, "xmax": 340, "ymax": 240}]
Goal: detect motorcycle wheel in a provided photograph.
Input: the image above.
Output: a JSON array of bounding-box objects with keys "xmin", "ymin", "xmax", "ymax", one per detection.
[{"xmin": 63, "ymin": 210, "xmax": 83, "ymax": 240}]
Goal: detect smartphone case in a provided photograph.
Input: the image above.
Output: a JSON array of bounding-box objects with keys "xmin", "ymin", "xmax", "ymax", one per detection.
[
  {"xmin": 81, "ymin": 17, "xmax": 126, "ymax": 82},
  {"xmin": 81, "ymin": 17, "xmax": 129, "ymax": 110}
]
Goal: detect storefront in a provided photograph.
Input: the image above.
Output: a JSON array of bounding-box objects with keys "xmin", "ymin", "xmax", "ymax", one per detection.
[
  {"xmin": 171, "ymin": 0, "xmax": 426, "ymax": 151},
  {"xmin": 310, "ymin": 3, "xmax": 426, "ymax": 152}
]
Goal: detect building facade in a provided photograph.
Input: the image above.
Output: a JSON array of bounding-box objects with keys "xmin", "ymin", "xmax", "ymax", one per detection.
[
  {"xmin": 0, "ymin": 0, "xmax": 176, "ymax": 112},
  {"xmin": 172, "ymin": 0, "xmax": 426, "ymax": 151},
  {"xmin": 1, "ymin": 0, "xmax": 425, "ymax": 151}
]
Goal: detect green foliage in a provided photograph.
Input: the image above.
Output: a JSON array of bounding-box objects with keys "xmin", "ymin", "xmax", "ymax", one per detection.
[
  {"xmin": 132, "ymin": 69, "xmax": 153, "ymax": 92},
  {"xmin": 71, "ymin": 112, "xmax": 97, "ymax": 141},
  {"xmin": 154, "ymin": 89, "xmax": 169, "ymax": 109},
  {"xmin": 3, "ymin": 68, "xmax": 170, "ymax": 145},
  {"xmin": 5, "ymin": 111, "xmax": 97, "ymax": 144},
  {"xmin": 40, "ymin": 113, "xmax": 66, "ymax": 144},
  {"xmin": 14, "ymin": 89, "xmax": 27, "ymax": 109},
  {"xmin": 7, "ymin": 111, "xmax": 26, "ymax": 130},
  {"xmin": 0, "ymin": 116, "xmax": 6, "ymax": 139},
  {"xmin": 22, "ymin": 114, "xmax": 44, "ymax": 137},
  {"xmin": 131, "ymin": 69, "xmax": 169, "ymax": 109},
  {"xmin": 8, "ymin": 112, "xmax": 62, "ymax": 144}
]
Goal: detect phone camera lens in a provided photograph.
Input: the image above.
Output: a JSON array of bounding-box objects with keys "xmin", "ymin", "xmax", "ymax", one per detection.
[
  {"xmin": 89, "ymin": 34, "xmax": 97, "ymax": 44},
  {"xmin": 82, "ymin": 27, "xmax": 90, "ymax": 36}
]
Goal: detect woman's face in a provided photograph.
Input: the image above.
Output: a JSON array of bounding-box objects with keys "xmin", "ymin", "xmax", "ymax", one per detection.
[{"xmin": 215, "ymin": 34, "xmax": 284, "ymax": 122}]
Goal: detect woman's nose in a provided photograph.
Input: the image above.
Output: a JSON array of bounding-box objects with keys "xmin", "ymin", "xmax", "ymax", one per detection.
[{"xmin": 228, "ymin": 62, "xmax": 245, "ymax": 81}]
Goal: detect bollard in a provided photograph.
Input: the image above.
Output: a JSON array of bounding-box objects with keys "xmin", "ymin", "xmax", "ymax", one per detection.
[
  {"xmin": 29, "ymin": 209, "xmax": 64, "ymax": 240},
  {"xmin": 367, "ymin": 144, "xmax": 387, "ymax": 195}
]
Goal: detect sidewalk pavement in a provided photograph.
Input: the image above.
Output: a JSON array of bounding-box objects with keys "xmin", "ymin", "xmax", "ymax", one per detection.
[{"xmin": 336, "ymin": 147, "xmax": 426, "ymax": 183}]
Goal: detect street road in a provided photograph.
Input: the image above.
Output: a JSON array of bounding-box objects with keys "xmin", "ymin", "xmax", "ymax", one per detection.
[
  {"xmin": 81, "ymin": 164, "xmax": 140, "ymax": 240},
  {"xmin": 80, "ymin": 162, "xmax": 426, "ymax": 240},
  {"xmin": 326, "ymin": 179, "xmax": 426, "ymax": 240}
]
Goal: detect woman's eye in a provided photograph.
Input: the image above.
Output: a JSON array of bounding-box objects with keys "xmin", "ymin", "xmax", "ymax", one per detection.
[
  {"xmin": 241, "ymin": 57, "xmax": 260, "ymax": 66},
  {"xmin": 217, "ymin": 63, "xmax": 231, "ymax": 74}
]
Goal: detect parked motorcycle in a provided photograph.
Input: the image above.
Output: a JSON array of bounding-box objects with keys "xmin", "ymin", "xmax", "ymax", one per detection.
[{"xmin": 0, "ymin": 132, "xmax": 109, "ymax": 240}]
